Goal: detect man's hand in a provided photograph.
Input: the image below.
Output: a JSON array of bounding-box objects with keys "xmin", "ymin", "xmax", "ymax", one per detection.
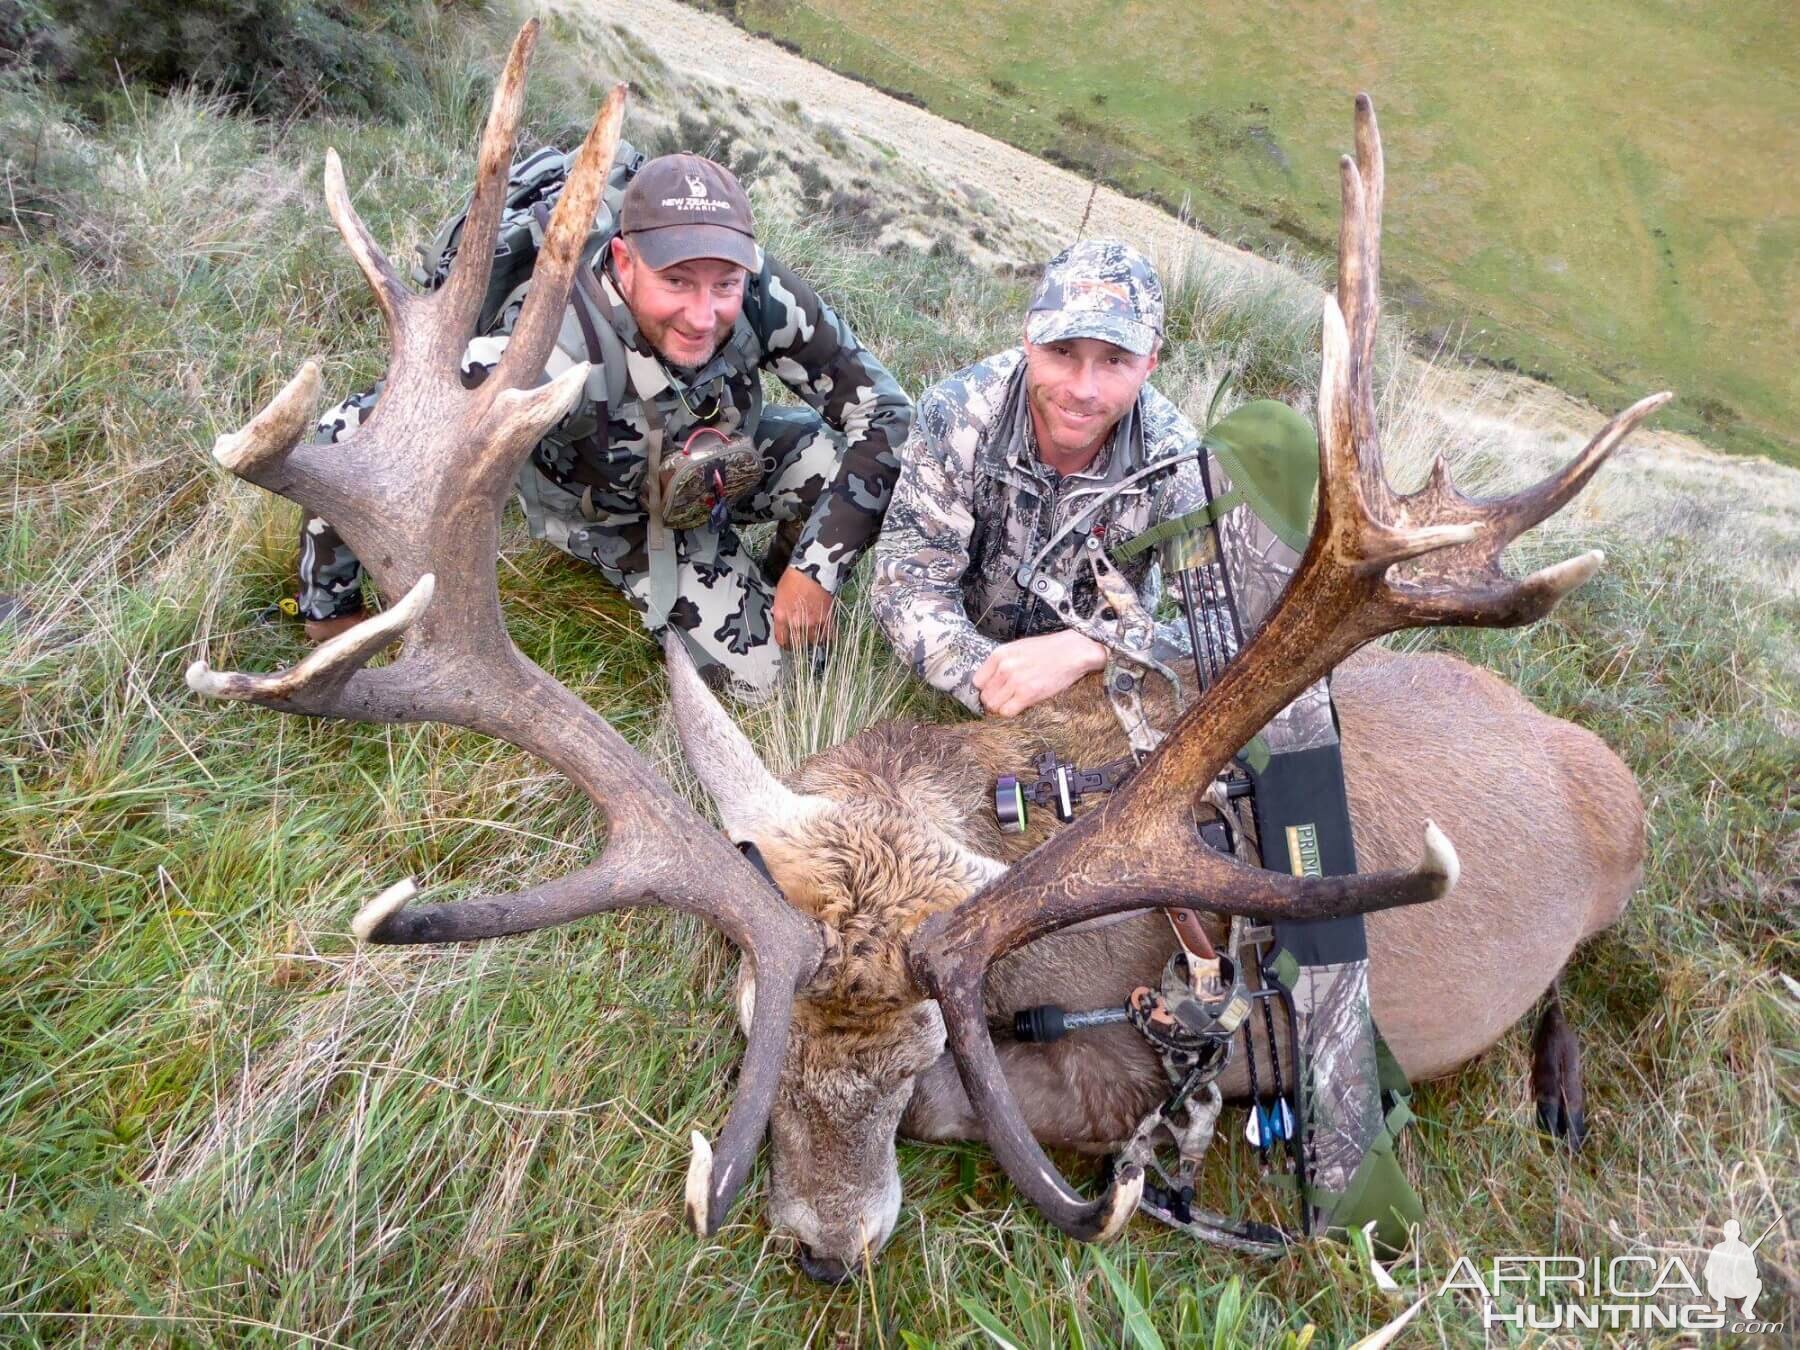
[
  {"xmin": 771, "ymin": 568, "xmax": 834, "ymax": 648},
  {"xmin": 304, "ymin": 613, "xmax": 368, "ymax": 644},
  {"xmin": 972, "ymin": 630, "xmax": 1108, "ymax": 717}
]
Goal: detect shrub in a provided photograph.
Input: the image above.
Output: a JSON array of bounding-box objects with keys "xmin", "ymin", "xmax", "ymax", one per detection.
[{"xmin": 7, "ymin": 0, "xmax": 470, "ymax": 121}]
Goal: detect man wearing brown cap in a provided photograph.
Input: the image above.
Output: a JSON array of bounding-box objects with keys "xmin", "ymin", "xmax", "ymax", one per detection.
[{"xmin": 294, "ymin": 147, "xmax": 912, "ymax": 694}]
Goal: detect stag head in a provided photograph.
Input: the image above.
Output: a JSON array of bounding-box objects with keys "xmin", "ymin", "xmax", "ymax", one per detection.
[{"xmin": 190, "ymin": 25, "xmax": 1666, "ymax": 1283}]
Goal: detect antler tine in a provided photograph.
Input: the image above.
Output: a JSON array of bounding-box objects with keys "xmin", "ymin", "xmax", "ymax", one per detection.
[
  {"xmin": 1331, "ymin": 130, "xmax": 1395, "ymax": 524},
  {"xmin": 1479, "ymin": 389, "xmax": 1672, "ymax": 542},
  {"xmin": 435, "ymin": 17, "xmax": 539, "ymax": 334},
  {"xmin": 213, "ymin": 360, "xmax": 322, "ymax": 478},
  {"xmin": 909, "ymin": 92, "xmax": 1667, "ymax": 1244},
  {"xmin": 323, "ymin": 152, "xmax": 414, "ymax": 342},
  {"xmin": 1382, "ymin": 387, "xmax": 1672, "ymax": 629},
  {"xmin": 1320, "ymin": 296, "xmax": 1479, "ymax": 570},
  {"xmin": 1351, "ymin": 92, "xmax": 1384, "ymax": 376},
  {"xmin": 498, "ymin": 84, "xmax": 628, "ymax": 389},
  {"xmin": 187, "ymin": 574, "xmax": 435, "ymax": 710}
]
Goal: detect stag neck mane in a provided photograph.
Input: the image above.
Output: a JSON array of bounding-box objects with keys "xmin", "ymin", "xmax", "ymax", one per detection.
[{"xmin": 754, "ymin": 672, "xmax": 1198, "ymax": 1009}]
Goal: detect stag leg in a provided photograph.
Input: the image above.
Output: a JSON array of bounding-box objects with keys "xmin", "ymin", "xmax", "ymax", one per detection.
[{"xmin": 1531, "ymin": 979, "xmax": 1586, "ymax": 1150}]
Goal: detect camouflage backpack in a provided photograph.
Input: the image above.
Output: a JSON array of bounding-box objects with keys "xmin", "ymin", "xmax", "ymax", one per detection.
[{"xmin": 413, "ymin": 138, "xmax": 647, "ymax": 407}]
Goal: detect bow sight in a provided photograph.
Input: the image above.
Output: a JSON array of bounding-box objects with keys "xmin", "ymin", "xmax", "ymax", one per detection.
[{"xmin": 994, "ymin": 750, "xmax": 1134, "ymax": 832}]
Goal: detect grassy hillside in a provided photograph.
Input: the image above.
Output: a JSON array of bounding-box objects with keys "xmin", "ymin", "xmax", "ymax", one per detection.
[
  {"xmin": 704, "ymin": 0, "xmax": 1800, "ymax": 468},
  {"xmin": 2, "ymin": 5, "xmax": 1795, "ymax": 1344}
]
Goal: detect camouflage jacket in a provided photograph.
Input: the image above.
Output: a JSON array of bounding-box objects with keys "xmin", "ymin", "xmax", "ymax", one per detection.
[
  {"xmin": 872, "ymin": 347, "xmax": 1333, "ymax": 751},
  {"xmin": 303, "ymin": 244, "xmax": 911, "ymax": 606}
]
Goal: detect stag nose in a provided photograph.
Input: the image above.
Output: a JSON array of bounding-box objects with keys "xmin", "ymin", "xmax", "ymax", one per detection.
[{"xmin": 795, "ymin": 1242, "xmax": 861, "ymax": 1286}]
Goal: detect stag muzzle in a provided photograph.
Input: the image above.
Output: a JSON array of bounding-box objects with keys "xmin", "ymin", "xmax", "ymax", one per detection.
[
  {"xmin": 767, "ymin": 1097, "xmax": 906, "ymax": 1278},
  {"xmin": 795, "ymin": 1243, "xmax": 867, "ymax": 1287}
]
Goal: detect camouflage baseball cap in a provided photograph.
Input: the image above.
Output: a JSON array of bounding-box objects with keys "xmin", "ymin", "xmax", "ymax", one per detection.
[
  {"xmin": 620, "ymin": 153, "xmax": 758, "ymax": 271},
  {"xmin": 1025, "ymin": 239, "xmax": 1164, "ymax": 357}
]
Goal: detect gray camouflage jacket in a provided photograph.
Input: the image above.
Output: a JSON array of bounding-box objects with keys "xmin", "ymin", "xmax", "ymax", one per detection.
[
  {"xmin": 872, "ymin": 348, "xmax": 1333, "ymax": 751},
  {"xmin": 298, "ymin": 245, "xmax": 911, "ymax": 617}
]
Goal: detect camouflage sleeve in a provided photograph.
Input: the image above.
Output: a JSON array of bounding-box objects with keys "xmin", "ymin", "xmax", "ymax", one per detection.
[
  {"xmin": 1138, "ymin": 450, "xmax": 1208, "ymax": 661},
  {"xmin": 871, "ymin": 388, "xmax": 997, "ymax": 713},
  {"xmin": 756, "ymin": 254, "xmax": 913, "ymax": 595},
  {"xmin": 1207, "ymin": 455, "xmax": 1337, "ymax": 753},
  {"xmin": 293, "ymin": 332, "xmax": 514, "ymax": 621},
  {"xmin": 295, "ymin": 385, "xmax": 382, "ymax": 620}
]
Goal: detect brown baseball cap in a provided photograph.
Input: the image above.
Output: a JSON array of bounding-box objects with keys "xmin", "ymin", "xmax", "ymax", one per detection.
[{"xmin": 619, "ymin": 153, "xmax": 758, "ymax": 271}]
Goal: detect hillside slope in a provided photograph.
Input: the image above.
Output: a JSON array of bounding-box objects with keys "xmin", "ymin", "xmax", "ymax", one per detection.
[
  {"xmin": 699, "ymin": 0, "xmax": 1800, "ymax": 465},
  {"xmin": 585, "ymin": 0, "xmax": 1798, "ymax": 596}
]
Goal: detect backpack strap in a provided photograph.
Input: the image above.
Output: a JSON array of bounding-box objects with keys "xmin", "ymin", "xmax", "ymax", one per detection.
[{"xmin": 583, "ymin": 272, "xmax": 680, "ymax": 631}]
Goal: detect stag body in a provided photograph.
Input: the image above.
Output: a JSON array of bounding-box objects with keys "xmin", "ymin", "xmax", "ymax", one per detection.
[{"xmin": 694, "ymin": 644, "xmax": 1642, "ymax": 1276}]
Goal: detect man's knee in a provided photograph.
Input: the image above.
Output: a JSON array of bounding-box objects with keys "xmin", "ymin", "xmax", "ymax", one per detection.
[{"xmin": 667, "ymin": 575, "xmax": 784, "ymax": 700}]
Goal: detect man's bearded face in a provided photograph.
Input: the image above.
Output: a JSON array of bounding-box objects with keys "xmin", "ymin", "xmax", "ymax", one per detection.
[
  {"xmin": 1021, "ymin": 335, "xmax": 1158, "ymax": 467},
  {"xmin": 612, "ymin": 237, "xmax": 747, "ymax": 372}
]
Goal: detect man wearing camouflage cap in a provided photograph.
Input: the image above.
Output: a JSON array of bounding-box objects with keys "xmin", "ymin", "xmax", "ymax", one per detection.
[
  {"xmin": 874, "ymin": 237, "xmax": 1330, "ymax": 749},
  {"xmin": 874, "ymin": 243, "xmax": 1414, "ymax": 1240},
  {"xmin": 296, "ymin": 150, "xmax": 911, "ymax": 694}
]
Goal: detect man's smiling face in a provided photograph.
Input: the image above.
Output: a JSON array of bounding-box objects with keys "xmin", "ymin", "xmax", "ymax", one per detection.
[
  {"xmin": 611, "ymin": 236, "xmax": 747, "ymax": 371},
  {"xmin": 1021, "ymin": 333, "xmax": 1158, "ymax": 468}
]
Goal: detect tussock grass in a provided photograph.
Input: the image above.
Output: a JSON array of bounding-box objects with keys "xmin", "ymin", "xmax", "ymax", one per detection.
[{"xmin": 2, "ymin": 9, "xmax": 1794, "ymax": 1345}]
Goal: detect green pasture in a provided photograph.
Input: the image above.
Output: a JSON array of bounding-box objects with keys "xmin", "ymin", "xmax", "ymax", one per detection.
[
  {"xmin": 3, "ymin": 6, "xmax": 1795, "ymax": 1344},
  {"xmin": 713, "ymin": 0, "xmax": 1800, "ymax": 466}
]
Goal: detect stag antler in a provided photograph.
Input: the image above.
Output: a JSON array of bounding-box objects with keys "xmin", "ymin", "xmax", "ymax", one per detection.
[
  {"xmin": 186, "ymin": 20, "xmax": 824, "ymax": 1236},
  {"xmin": 908, "ymin": 94, "xmax": 1671, "ymax": 1241}
]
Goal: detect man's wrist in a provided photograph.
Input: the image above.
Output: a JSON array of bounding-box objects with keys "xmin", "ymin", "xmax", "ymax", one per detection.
[
  {"xmin": 793, "ymin": 539, "xmax": 845, "ymax": 596},
  {"xmin": 1066, "ymin": 630, "xmax": 1109, "ymax": 673}
]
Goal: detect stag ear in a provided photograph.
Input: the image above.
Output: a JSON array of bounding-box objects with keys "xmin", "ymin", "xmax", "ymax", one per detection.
[{"xmin": 664, "ymin": 634, "xmax": 830, "ymax": 844}]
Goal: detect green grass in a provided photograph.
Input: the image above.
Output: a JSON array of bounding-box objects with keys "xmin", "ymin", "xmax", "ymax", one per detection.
[
  {"xmin": 2, "ymin": 8, "xmax": 1795, "ymax": 1344},
  {"xmin": 704, "ymin": 0, "xmax": 1800, "ymax": 468}
]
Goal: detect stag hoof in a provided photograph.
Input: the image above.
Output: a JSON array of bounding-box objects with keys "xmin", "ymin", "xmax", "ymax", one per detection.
[{"xmin": 1531, "ymin": 987, "xmax": 1586, "ymax": 1150}]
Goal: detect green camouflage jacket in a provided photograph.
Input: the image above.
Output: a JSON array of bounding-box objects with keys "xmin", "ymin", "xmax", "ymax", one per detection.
[{"xmin": 871, "ymin": 347, "xmax": 1333, "ymax": 751}]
